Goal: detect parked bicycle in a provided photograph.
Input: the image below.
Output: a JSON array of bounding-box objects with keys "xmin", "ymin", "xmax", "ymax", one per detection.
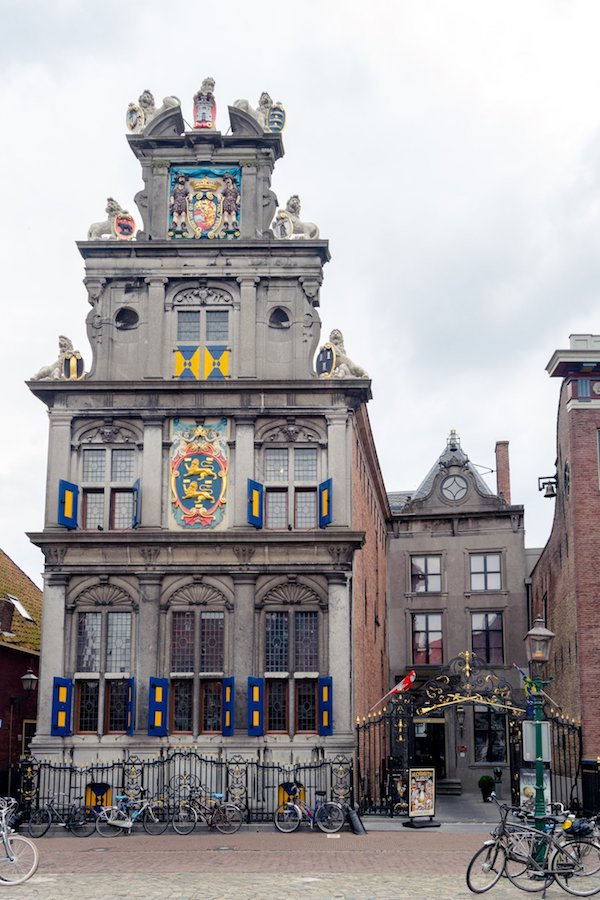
[
  {"xmin": 172, "ymin": 788, "xmax": 243, "ymax": 835},
  {"xmin": 0, "ymin": 798, "xmax": 39, "ymax": 885},
  {"xmin": 274, "ymin": 782, "xmax": 345, "ymax": 834},
  {"xmin": 28, "ymin": 792, "xmax": 96, "ymax": 838},
  {"xmin": 95, "ymin": 789, "xmax": 169, "ymax": 837},
  {"xmin": 466, "ymin": 792, "xmax": 600, "ymax": 895}
]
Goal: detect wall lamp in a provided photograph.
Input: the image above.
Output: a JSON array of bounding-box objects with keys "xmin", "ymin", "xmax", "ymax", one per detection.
[
  {"xmin": 456, "ymin": 705, "xmax": 465, "ymax": 738},
  {"xmin": 537, "ymin": 476, "xmax": 557, "ymax": 499}
]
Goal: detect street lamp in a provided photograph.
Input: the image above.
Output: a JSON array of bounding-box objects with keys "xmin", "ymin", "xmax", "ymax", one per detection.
[
  {"xmin": 524, "ymin": 618, "xmax": 555, "ymax": 833},
  {"xmin": 7, "ymin": 668, "xmax": 38, "ymax": 796}
]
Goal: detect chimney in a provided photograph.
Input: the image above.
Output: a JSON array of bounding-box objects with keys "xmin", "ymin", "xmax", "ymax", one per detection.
[{"xmin": 495, "ymin": 441, "xmax": 511, "ymax": 504}]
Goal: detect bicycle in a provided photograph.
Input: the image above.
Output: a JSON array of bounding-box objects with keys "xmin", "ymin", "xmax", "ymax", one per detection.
[
  {"xmin": 95, "ymin": 789, "xmax": 169, "ymax": 837},
  {"xmin": 0, "ymin": 798, "xmax": 39, "ymax": 885},
  {"xmin": 273, "ymin": 782, "xmax": 345, "ymax": 834},
  {"xmin": 172, "ymin": 788, "xmax": 243, "ymax": 835},
  {"xmin": 466, "ymin": 792, "xmax": 600, "ymax": 895},
  {"xmin": 28, "ymin": 792, "xmax": 96, "ymax": 838}
]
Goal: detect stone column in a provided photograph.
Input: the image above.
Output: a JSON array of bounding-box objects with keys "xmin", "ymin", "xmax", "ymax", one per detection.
[
  {"xmin": 144, "ymin": 278, "xmax": 168, "ymax": 378},
  {"xmin": 327, "ymin": 573, "xmax": 352, "ymax": 736},
  {"xmin": 141, "ymin": 418, "xmax": 163, "ymax": 527},
  {"xmin": 326, "ymin": 411, "xmax": 351, "ymax": 527},
  {"xmin": 46, "ymin": 409, "xmax": 73, "ymax": 527},
  {"xmin": 240, "ymin": 164, "xmax": 257, "ymax": 238},
  {"xmin": 233, "ymin": 418, "xmax": 255, "ymax": 526},
  {"xmin": 136, "ymin": 574, "xmax": 162, "ymax": 733},
  {"xmin": 36, "ymin": 574, "xmax": 68, "ymax": 735},
  {"xmin": 232, "ymin": 574, "xmax": 256, "ymax": 732},
  {"xmin": 149, "ymin": 163, "xmax": 170, "ymax": 239},
  {"xmin": 237, "ymin": 277, "xmax": 259, "ymax": 378}
]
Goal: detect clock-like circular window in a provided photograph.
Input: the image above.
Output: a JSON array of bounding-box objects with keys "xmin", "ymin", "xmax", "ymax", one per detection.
[{"xmin": 441, "ymin": 475, "xmax": 468, "ymax": 502}]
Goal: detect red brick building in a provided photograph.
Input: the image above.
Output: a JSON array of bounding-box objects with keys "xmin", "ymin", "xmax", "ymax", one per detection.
[
  {"xmin": 0, "ymin": 549, "xmax": 41, "ymax": 794},
  {"xmin": 530, "ymin": 334, "xmax": 600, "ymax": 755}
]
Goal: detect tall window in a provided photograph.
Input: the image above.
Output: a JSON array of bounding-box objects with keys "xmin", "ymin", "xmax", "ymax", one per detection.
[
  {"xmin": 412, "ymin": 613, "xmax": 443, "ymax": 665},
  {"xmin": 264, "ymin": 609, "xmax": 319, "ymax": 733},
  {"xmin": 170, "ymin": 608, "xmax": 226, "ymax": 734},
  {"xmin": 75, "ymin": 610, "xmax": 132, "ymax": 734},
  {"xmin": 470, "ymin": 553, "xmax": 502, "ymax": 591},
  {"xmin": 474, "ymin": 704, "xmax": 507, "ymax": 762},
  {"xmin": 264, "ymin": 447, "xmax": 319, "ymax": 529},
  {"xmin": 411, "ymin": 556, "xmax": 442, "ymax": 593},
  {"xmin": 82, "ymin": 447, "xmax": 137, "ymax": 530},
  {"xmin": 175, "ymin": 307, "xmax": 231, "ymax": 380},
  {"xmin": 472, "ymin": 612, "xmax": 504, "ymax": 664}
]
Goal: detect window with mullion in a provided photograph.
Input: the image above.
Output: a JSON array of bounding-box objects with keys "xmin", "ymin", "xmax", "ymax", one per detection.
[
  {"xmin": 77, "ymin": 612, "xmax": 101, "ymax": 671},
  {"xmin": 200, "ymin": 612, "xmax": 224, "ymax": 672},
  {"xmin": 411, "ymin": 555, "xmax": 442, "ymax": 593},
  {"xmin": 265, "ymin": 612, "xmax": 289, "ymax": 671},
  {"xmin": 106, "ymin": 680, "xmax": 128, "ymax": 733},
  {"xmin": 106, "ymin": 612, "xmax": 131, "ymax": 673},
  {"xmin": 295, "ymin": 680, "xmax": 317, "ymax": 732},
  {"xmin": 82, "ymin": 446, "xmax": 136, "ymax": 530},
  {"xmin": 412, "ymin": 613, "xmax": 443, "ymax": 665},
  {"xmin": 294, "ymin": 611, "xmax": 318, "ymax": 670},
  {"xmin": 471, "ymin": 612, "xmax": 503, "ymax": 664},
  {"xmin": 172, "ymin": 679, "xmax": 193, "ymax": 733},
  {"xmin": 77, "ymin": 680, "xmax": 99, "ymax": 733},
  {"xmin": 200, "ymin": 680, "xmax": 222, "ymax": 732},
  {"xmin": 266, "ymin": 679, "xmax": 288, "ymax": 732},
  {"xmin": 470, "ymin": 553, "xmax": 502, "ymax": 591}
]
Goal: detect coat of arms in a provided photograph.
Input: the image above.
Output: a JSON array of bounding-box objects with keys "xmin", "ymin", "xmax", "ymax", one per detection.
[
  {"xmin": 266, "ymin": 103, "xmax": 286, "ymax": 133},
  {"xmin": 168, "ymin": 168, "xmax": 241, "ymax": 239},
  {"xmin": 114, "ymin": 212, "xmax": 136, "ymax": 240},
  {"xmin": 170, "ymin": 419, "xmax": 228, "ymax": 528},
  {"xmin": 126, "ymin": 103, "xmax": 145, "ymax": 133},
  {"xmin": 316, "ymin": 343, "xmax": 336, "ymax": 377}
]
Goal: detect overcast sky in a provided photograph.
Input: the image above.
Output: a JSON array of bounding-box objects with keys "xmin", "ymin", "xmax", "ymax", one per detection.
[{"xmin": 2, "ymin": 0, "xmax": 598, "ymax": 586}]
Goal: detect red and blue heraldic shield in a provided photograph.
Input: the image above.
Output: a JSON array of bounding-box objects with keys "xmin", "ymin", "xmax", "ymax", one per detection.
[{"xmin": 170, "ymin": 420, "xmax": 228, "ymax": 528}]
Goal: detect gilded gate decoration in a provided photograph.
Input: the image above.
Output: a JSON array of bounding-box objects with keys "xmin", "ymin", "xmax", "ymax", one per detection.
[{"xmin": 417, "ymin": 651, "xmax": 526, "ymax": 717}]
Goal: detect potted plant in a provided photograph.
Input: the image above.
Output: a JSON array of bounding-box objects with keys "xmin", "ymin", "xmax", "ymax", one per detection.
[{"xmin": 478, "ymin": 774, "xmax": 495, "ymax": 802}]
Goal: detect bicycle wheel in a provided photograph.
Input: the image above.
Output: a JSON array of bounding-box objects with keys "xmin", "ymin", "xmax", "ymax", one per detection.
[
  {"xmin": 69, "ymin": 805, "xmax": 96, "ymax": 837},
  {"xmin": 0, "ymin": 834, "xmax": 39, "ymax": 885},
  {"xmin": 213, "ymin": 803, "xmax": 243, "ymax": 835},
  {"xmin": 504, "ymin": 841, "xmax": 553, "ymax": 893},
  {"xmin": 552, "ymin": 839, "xmax": 600, "ymax": 896},
  {"xmin": 95, "ymin": 808, "xmax": 127, "ymax": 837},
  {"xmin": 315, "ymin": 802, "xmax": 345, "ymax": 834},
  {"xmin": 172, "ymin": 803, "xmax": 198, "ymax": 835},
  {"xmin": 142, "ymin": 802, "xmax": 169, "ymax": 835},
  {"xmin": 27, "ymin": 807, "xmax": 51, "ymax": 839},
  {"xmin": 465, "ymin": 842, "xmax": 507, "ymax": 893},
  {"xmin": 274, "ymin": 802, "xmax": 301, "ymax": 833}
]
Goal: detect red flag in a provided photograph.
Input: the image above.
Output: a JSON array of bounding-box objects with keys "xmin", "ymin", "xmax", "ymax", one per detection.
[{"xmin": 368, "ymin": 670, "xmax": 416, "ymax": 714}]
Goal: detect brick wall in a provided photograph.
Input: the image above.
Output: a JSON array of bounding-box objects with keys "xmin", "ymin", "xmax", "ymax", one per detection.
[{"xmin": 0, "ymin": 648, "xmax": 39, "ymax": 795}]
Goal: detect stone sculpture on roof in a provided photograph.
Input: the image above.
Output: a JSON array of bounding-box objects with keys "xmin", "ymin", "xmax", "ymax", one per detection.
[
  {"xmin": 193, "ymin": 77, "xmax": 216, "ymax": 130},
  {"xmin": 273, "ymin": 196, "xmax": 319, "ymax": 240},
  {"xmin": 126, "ymin": 90, "xmax": 180, "ymax": 133},
  {"xmin": 231, "ymin": 93, "xmax": 286, "ymax": 134},
  {"xmin": 87, "ymin": 198, "xmax": 136, "ymax": 241},
  {"xmin": 31, "ymin": 336, "xmax": 84, "ymax": 381},
  {"xmin": 316, "ymin": 330, "xmax": 368, "ymax": 379}
]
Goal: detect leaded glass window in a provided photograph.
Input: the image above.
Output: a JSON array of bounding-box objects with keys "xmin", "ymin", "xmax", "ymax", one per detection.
[
  {"xmin": 294, "ymin": 490, "xmax": 317, "ymax": 529},
  {"xmin": 266, "ymin": 612, "xmax": 289, "ymax": 671},
  {"xmin": 83, "ymin": 449, "xmax": 106, "ymax": 481},
  {"xmin": 266, "ymin": 680, "xmax": 287, "ymax": 732},
  {"xmin": 264, "ymin": 449, "xmax": 288, "ymax": 481},
  {"xmin": 177, "ymin": 311, "xmax": 200, "ymax": 342},
  {"xmin": 261, "ymin": 442, "xmax": 320, "ymax": 530},
  {"xmin": 294, "ymin": 448, "xmax": 317, "ymax": 481},
  {"xmin": 111, "ymin": 449, "xmax": 135, "ymax": 482},
  {"xmin": 77, "ymin": 612, "xmax": 101, "ymax": 671},
  {"xmin": 200, "ymin": 612, "xmax": 224, "ymax": 672},
  {"xmin": 83, "ymin": 491, "xmax": 104, "ymax": 529},
  {"xmin": 77, "ymin": 681, "xmax": 99, "ymax": 732},
  {"xmin": 81, "ymin": 444, "xmax": 137, "ymax": 531},
  {"xmin": 266, "ymin": 491, "xmax": 288, "ymax": 529},
  {"xmin": 206, "ymin": 310, "xmax": 229, "ymax": 342},
  {"xmin": 172, "ymin": 680, "xmax": 193, "ymax": 732},
  {"xmin": 171, "ymin": 611, "xmax": 195, "ymax": 671},
  {"xmin": 296, "ymin": 681, "xmax": 317, "ymax": 732},
  {"xmin": 106, "ymin": 612, "xmax": 131, "ymax": 672},
  {"xmin": 201, "ymin": 680, "xmax": 222, "ymax": 732},
  {"xmin": 106, "ymin": 680, "xmax": 128, "ymax": 733},
  {"xmin": 295, "ymin": 612, "xmax": 318, "ymax": 670},
  {"xmin": 110, "ymin": 491, "xmax": 134, "ymax": 529}
]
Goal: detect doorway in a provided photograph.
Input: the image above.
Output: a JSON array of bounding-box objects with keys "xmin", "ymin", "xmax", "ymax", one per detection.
[{"xmin": 413, "ymin": 719, "xmax": 446, "ymax": 779}]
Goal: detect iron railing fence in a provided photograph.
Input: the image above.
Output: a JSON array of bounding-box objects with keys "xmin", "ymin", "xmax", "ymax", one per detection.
[{"xmin": 17, "ymin": 752, "xmax": 353, "ymax": 823}]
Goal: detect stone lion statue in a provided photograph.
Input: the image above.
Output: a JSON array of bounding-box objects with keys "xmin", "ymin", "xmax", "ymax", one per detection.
[
  {"xmin": 87, "ymin": 198, "xmax": 123, "ymax": 241},
  {"xmin": 233, "ymin": 92, "xmax": 273, "ymax": 130},
  {"xmin": 326, "ymin": 329, "xmax": 368, "ymax": 379},
  {"xmin": 138, "ymin": 89, "xmax": 180, "ymax": 126},
  {"xmin": 274, "ymin": 195, "xmax": 320, "ymax": 240},
  {"xmin": 31, "ymin": 336, "xmax": 74, "ymax": 381}
]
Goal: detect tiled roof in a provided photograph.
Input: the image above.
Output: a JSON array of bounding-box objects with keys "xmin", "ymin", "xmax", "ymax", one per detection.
[{"xmin": 0, "ymin": 548, "xmax": 42, "ymax": 653}]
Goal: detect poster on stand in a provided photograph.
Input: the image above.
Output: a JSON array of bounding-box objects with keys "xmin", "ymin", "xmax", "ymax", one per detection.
[
  {"xmin": 519, "ymin": 768, "xmax": 551, "ymax": 813},
  {"xmin": 408, "ymin": 768, "xmax": 436, "ymax": 818}
]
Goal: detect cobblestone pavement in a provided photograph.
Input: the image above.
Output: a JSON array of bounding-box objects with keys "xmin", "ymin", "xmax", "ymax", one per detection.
[{"xmin": 9, "ymin": 829, "xmax": 572, "ymax": 899}]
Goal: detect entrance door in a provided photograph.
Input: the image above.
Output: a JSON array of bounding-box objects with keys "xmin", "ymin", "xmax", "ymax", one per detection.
[{"xmin": 413, "ymin": 721, "xmax": 446, "ymax": 779}]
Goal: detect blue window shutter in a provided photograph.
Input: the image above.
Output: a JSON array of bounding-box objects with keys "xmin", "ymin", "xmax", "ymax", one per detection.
[
  {"xmin": 58, "ymin": 480, "xmax": 79, "ymax": 529},
  {"xmin": 51, "ymin": 677, "xmax": 73, "ymax": 736},
  {"xmin": 247, "ymin": 479, "xmax": 264, "ymax": 528},
  {"xmin": 132, "ymin": 479, "xmax": 141, "ymax": 528},
  {"xmin": 247, "ymin": 677, "xmax": 264, "ymax": 736},
  {"xmin": 318, "ymin": 478, "xmax": 333, "ymax": 528},
  {"xmin": 318, "ymin": 676, "xmax": 333, "ymax": 736},
  {"xmin": 222, "ymin": 677, "xmax": 235, "ymax": 737},
  {"xmin": 147, "ymin": 677, "xmax": 169, "ymax": 737},
  {"xmin": 126, "ymin": 677, "xmax": 136, "ymax": 736}
]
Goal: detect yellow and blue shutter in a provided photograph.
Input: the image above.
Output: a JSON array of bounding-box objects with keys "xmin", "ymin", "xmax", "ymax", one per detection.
[
  {"xmin": 247, "ymin": 479, "xmax": 264, "ymax": 528},
  {"xmin": 247, "ymin": 676, "xmax": 264, "ymax": 736},
  {"xmin": 318, "ymin": 676, "xmax": 333, "ymax": 736},
  {"xmin": 148, "ymin": 677, "xmax": 168, "ymax": 736},
  {"xmin": 126, "ymin": 677, "xmax": 135, "ymax": 736},
  {"xmin": 132, "ymin": 479, "xmax": 141, "ymax": 528},
  {"xmin": 204, "ymin": 345, "xmax": 230, "ymax": 380},
  {"xmin": 318, "ymin": 478, "xmax": 333, "ymax": 528},
  {"xmin": 51, "ymin": 676, "xmax": 73, "ymax": 736},
  {"xmin": 58, "ymin": 480, "xmax": 79, "ymax": 529},
  {"xmin": 174, "ymin": 346, "xmax": 201, "ymax": 380},
  {"xmin": 221, "ymin": 677, "xmax": 235, "ymax": 736}
]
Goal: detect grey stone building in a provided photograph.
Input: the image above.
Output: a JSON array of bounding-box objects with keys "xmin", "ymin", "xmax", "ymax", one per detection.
[
  {"xmin": 27, "ymin": 93, "xmax": 388, "ymax": 766},
  {"xmin": 387, "ymin": 431, "xmax": 528, "ymax": 791}
]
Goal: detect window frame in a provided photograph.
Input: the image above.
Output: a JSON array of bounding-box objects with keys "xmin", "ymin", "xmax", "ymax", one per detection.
[
  {"xmin": 469, "ymin": 553, "xmax": 502, "ymax": 592},
  {"xmin": 262, "ymin": 445, "xmax": 320, "ymax": 530},
  {"xmin": 410, "ymin": 555, "xmax": 442, "ymax": 593},
  {"xmin": 80, "ymin": 445, "xmax": 138, "ymax": 532},
  {"xmin": 411, "ymin": 612, "xmax": 443, "ymax": 666},
  {"xmin": 471, "ymin": 611, "xmax": 504, "ymax": 665}
]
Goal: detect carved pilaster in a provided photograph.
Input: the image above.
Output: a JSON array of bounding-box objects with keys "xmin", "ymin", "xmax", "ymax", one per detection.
[{"xmin": 233, "ymin": 545, "xmax": 256, "ymax": 569}]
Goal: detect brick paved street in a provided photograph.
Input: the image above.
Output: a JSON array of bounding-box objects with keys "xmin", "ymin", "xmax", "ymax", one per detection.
[{"xmin": 9, "ymin": 827, "xmax": 572, "ymax": 899}]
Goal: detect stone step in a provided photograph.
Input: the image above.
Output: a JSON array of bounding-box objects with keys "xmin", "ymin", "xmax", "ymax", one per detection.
[{"xmin": 437, "ymin": 779, "xmax": 462, "ymax": 795}]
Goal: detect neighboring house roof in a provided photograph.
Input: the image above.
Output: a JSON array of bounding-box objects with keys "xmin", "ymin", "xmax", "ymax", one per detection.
[
  {"xmin": 388, "ymin": 491, "xmax": 414, "ymax": 513},
  {"xmin": 0, "ymin": 548, "xmax": 42, "ymax": 654}
]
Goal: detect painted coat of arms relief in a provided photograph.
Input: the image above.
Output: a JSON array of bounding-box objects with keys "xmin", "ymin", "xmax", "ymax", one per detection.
[
  {"xmin": 168, "ymin": 167, "xmax": 241, "ymax": 239},
  {"xmin": 170, "ymin": 419, "xmax": 228, "ymax": 528}
]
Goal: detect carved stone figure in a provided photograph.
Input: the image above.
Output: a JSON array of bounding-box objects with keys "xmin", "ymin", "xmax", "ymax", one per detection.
[
  {"xmin": 221, "ymin": 173, "xmax": 241, "ymax": 231},
  {"xmin": 87, "ymin": 198, "xmax": 124, "ymax": 241},
  {"xmin": 170, "ymin": 173, "xmax": 191, "ymax": 234},
  {"xmin": 193, "ymin": 77, "xmax": 216, "ymax": 129},
  {"xmin": 326, "ymin": 329, "xmax": 368, "ymax": 379},
  {"xmin": 262, "ymin": 187, "xmax": 278, "ymax": 235},
  {"xmin": 133, "ymin": 90, "xmax": 180, "ymax": 129},
  {"xmin": 233, "ymin": 92, "xmax": 273, "ymax": 129},
  {"xmin": 31, "ymin": 336, "xmax": 75, "ymax": 380},
  {"xmin": 273, "ymin": 195, "xmax": 320, "ymax": 240}
]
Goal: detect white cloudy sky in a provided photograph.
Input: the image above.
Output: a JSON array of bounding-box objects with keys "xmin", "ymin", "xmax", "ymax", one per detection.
[{"xmin": 1, "ymin": 0, "xmax": 599, "ymax": 586}]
